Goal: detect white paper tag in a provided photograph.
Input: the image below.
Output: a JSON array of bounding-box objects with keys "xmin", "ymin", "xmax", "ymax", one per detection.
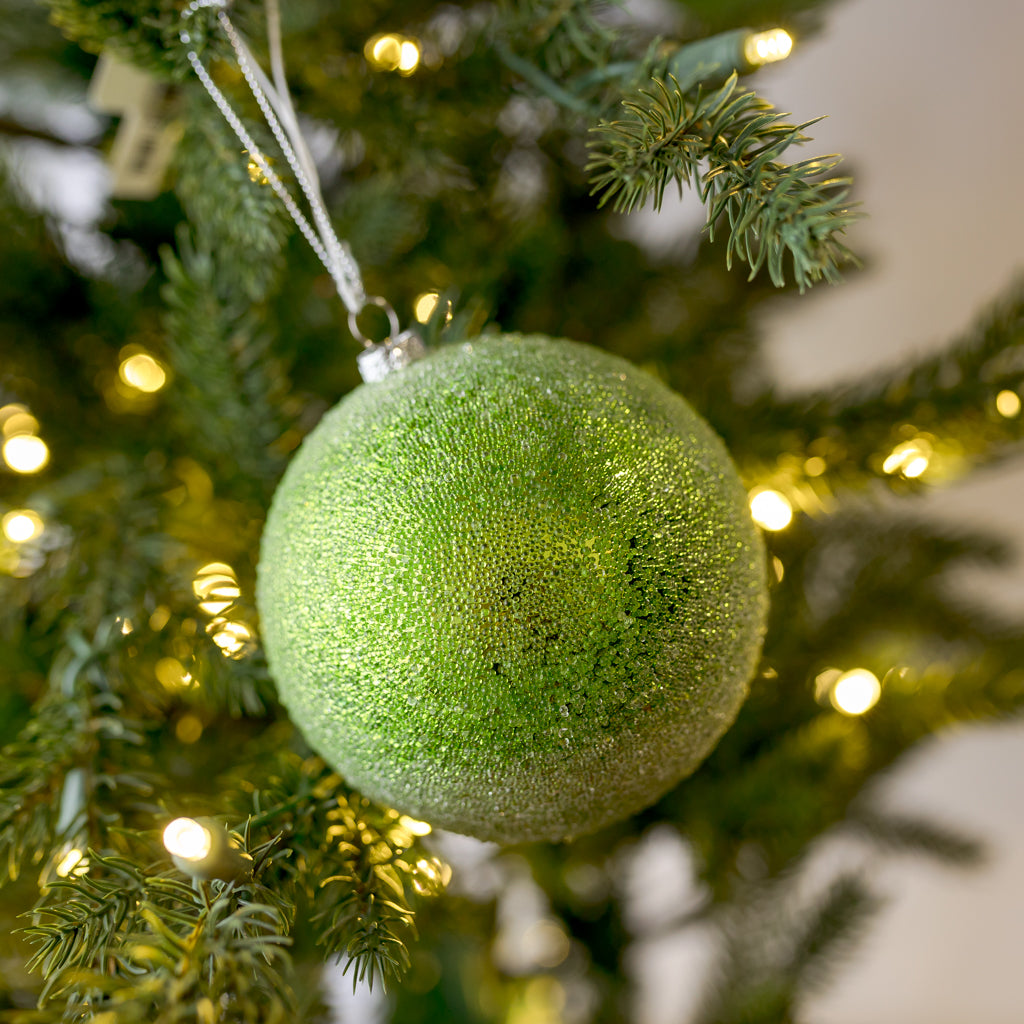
[{"xmin": 88, "ymin": 53, "xmax": 180, "ymax": 199}]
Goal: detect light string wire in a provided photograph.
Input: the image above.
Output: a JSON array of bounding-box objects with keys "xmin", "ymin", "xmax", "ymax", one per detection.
[{"xmin": 180, "ymin": 0, "xmax": 400, "ymax": 342}]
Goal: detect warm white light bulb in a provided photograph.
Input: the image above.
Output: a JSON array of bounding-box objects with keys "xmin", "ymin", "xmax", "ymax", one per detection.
[
  {"xmin": 996, "ymin": 390, "xmax": 1021, "ymax": 418},
  {"xmin": 398, "ymin": 40, "xmax": 421, "ymax": 73},
  {"xmin": 413, "ymin": 291, "xmax": 440, "ymax": 323},
  {"xmin": 55, "ymin": 847, "xmax": 88, "ymax": 878},
  {"xmin": 831, "ymin": 668, "xmax": 881, "ymax": 716},
  {"xmin": 398, "ymin": 815, "xmax": 433, "ymax": 836},
  {"xmin": 3, "ymin": 434, "xmax": 49, "ymax": 474},
  {"xmin": 744, "ymin": 28, "xmax": 794, "ymax": 66},
  {"xmin": 119, "ymin": 352, "xmax": 167, "ymax": 393},
  {"xmin": 163, "ymin": 818, "xmax": 213, "ymax": 861},
  {"xmin": 368, "ymin": 34, "xmax": 403, "ymax": 71},
  {"xmin": 749, "ymin": 489, "xmax": 793, "ymax": 531},
  {"xmin": 2, "ymin": 510, "xmax": 43, "ymax": 543}
]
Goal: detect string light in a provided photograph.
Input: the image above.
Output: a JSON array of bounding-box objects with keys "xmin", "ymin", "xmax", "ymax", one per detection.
[
  {"xmin": 749, "ymin": 488, "xmax": 793, "ymax": 531},
  {"xmin": 398, "ymin": 815, "xmax": 432, "ymax": 836},
  {"xmin": 118, "ymin": 351, "xmax": 167, "ymax": 394},
  {"xmin": 175, "ymin": 713, "xmax": 204, "ymax": 744},
  {"xmin": 830, "ymin": 668, "xmax": 881, "ymax": 715},
  {"xmin": 398, "ymin": 40, "xmax": 421, "ymax": 74},
  {"xmin": 155, "ymin": 656, "xmax": 194, "ymax": 691},
  {"xmin": 163, "ymin": 817, "xmax": 213, "ymax": 861},
  {"xmin": 365, "ymin": 33, "xmax": 422, "ymax": 75},
  {"xmin": 882, "ymin": 438, "xmax": 932, "ymax": 479},
  {"xmin": 193, "ymin": 561, "xmax": 241, "ymax": 616},
  {"xmin": 163, "ymin": 816, "xmax": 253, "ymax": 881},
  {"xmin": 3, "ymin": 434, "xmax": 50, "ymax": 474},
  {"xmin": 412, "ymin": 856, "xmax": 452, "ymax": 895},
  {"xmin": 1, "ymin": 408, "xmax": 39, "ymax": 437},
  {"xmin": 995, "ymin": 389, "xmax": 1021, "ymax": 418},
  {"xmin": 743, "ymin": 28, "xmax": 794, "ymax": 66},
  {"xmin": 55, "ymin": 847, "xmax": 89, "ymax": 878},
  {"xmin": 413, "ymin": 291, "xmax": 440, "ymax": 323},
  {"xmin": 2, "ymin": 510, "xmax": 44, "ymax": 543},
  {"xmin": 246, "ymin": 152, "xmax": 274, "ymax": 185},
  {"xmin": 803, "ymin": 455, "xmax": 827, "ymax": 477},
  {"xmin": 208, "ymin": 617, "xmax": 255, "ymax": 658}
]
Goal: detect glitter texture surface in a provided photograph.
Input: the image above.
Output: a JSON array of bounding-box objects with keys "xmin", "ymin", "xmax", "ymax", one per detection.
[{"xmin": 257, "ymin": 335, "xmax": 768, "ymax": 843}]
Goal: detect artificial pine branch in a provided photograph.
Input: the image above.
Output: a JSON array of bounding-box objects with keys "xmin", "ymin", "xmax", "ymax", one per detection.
[
  {"xmin": 499, "ymin": 0, "xmax": 617, "ymax": 81},
  {"xmin": 843, "ymin": 809, "xmax": 985, "ymax": 866},
  {"xmin": 748, "ymin": 278, "xmax": 1024, "ymax": 477},
  {"xmin": 160, "ymin": 237, "xmax": 288, "ymax": 494},
  {"xmin": 588, "ymin": 74, "xmax": 859, "ymax": 289}
]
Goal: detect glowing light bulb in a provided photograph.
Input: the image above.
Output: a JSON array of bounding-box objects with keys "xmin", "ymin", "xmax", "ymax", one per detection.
[
  {"xmin": 2, "ymin": 509, "xmax": 43, "ymax": 543},
  {"xmin": 193, "ymin": 562, "xmax": 241, "ymax": 615},
  {"xmin": 175, "ymin": 713, "xmax": 204, "ymax": 744},
  {"xmin": 830, "ymin": 668, "xmax": 881, "ymax": 716},
  {"xmin": 367, "ymin": 34, "xmax": 403, "ymax": 71},
  {"xmin": 2, "ymin": 412, "xmax": 39, "ymax": 437},
  {"xmin": 155, "ymin": 657, "xmax": 194, "ymax": 691},
  {"xmin": 882, "ymin": 438, "xmax": 933, "ymax": 478},
  {"xmin": 398, "ymin": 815, "xmax": 433, "ymax": 836},
  {"xmin": 209, "ymin": 618, "xmax": 254, "ymax": 657},
  {"xmin": 163, "ymin": 818, "xmax": 213, "ymax": 861},
  {"xmin": 996, "ymin": 390, "xmax": 1021, "ymax": 418},
  {"xmin": 0, "ymin": 403, "xmax": 28, "ymax": 427},
  {"xmin": 55, "ymin": 847, "xmax": 88, "ymax": 878},
  {"xmin": 412, "ymin": 856, "xmax": 452, "ymax": 895},
  {"xmin": 398, "ymin": 40, "xmax": 421, "ymax": 74},
  {"xmin": 749, "ymin": 489, "xmax": 793, "ymax": 531},
  {"xmin": 245, "ymin": 153, "xmax": 274, "ymax": 185},
  {"xmin": 744, "ymin": 28, "xmax": 794, "ymax": 66},
  {"xmin": 413, "ymin": 291, "xmax": 440, "ymax": 323},
  {"xmin": 3, "ymin": 434, "xmax": 49, "ymax": 474},
  {"xmin": 119, "ymin": 352, "xmax": 167, "ymax": 393}
]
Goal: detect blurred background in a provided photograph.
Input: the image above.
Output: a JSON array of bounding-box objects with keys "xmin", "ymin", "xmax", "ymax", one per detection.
[{"xmin": 707, "ymin": 0, "xmax": 1024, "ymax": 1020}]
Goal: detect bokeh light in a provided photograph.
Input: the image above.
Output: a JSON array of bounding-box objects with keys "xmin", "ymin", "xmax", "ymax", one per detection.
[
  {"xmin": 398, "ymin": 815, "xmax": 433, "ymax": 836},
  {"xmin": 749, "ymin": 489, "xmax": 794, "ymax": 531},
  {"xmin": 155, "ymin": 657, "xmax": 194, "ymax": 691},
  {"xmin": 365, "ymin": 33, "xmax": 422, "ymax": 74},
  {"xmin": 208, "ymin": 618, "xmax": 255, "ymax": 658},
  {"xmin": 2, "ymin": 510, "xmax": 44, "ymax": 543},
  {"xmin": 883, "ymin": 438, "xmax": 932, "ymax": 479},
  {"xmin": 175, "ymin": 714, "xmax": 204, "ymax": 744},
  {"xmin": 995, "ymin": 389, "xmax": 1021, "ymax": 418},
  {"xmin": 830, "ymin": 668, "xmax": 881, "ymax": 715},
  {"xmin": 1, "ymin": 410, "xmax": 39, "ymax": 437},
  {"xmin": 119, "ymin": 351, "xmax": 167, "ymax": 394},
  {"xmin": 413, "ymin": 291, "xmax": 440, "ymax": 323},
  {"xmin": 193, "ymin": 561, "xmax": 241, "ymax": 616},
  {"xmin": 3, "ymin": 434, "xmax": 49, "ymax": 474},
  {"xmin": 398, "ymin": 40, "xmax": 421, "ymax": 74}
]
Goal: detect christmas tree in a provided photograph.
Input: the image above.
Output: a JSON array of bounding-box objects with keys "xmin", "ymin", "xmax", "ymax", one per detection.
[{"xmin": 2, "ymin": 0, "xmax": 1022, "ymax": 1021}]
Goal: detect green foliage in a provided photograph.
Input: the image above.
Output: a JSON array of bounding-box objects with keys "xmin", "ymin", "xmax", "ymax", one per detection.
[
  {"xmin": 588, "ymin": 74, "xmax": 859, "ymax": 289},
  {"xmin": 695, "ymin": 872, "xmax": 879, "ymax": 1024},
  {"xmin": 160, "ymin": 236, "xmax": 288, "ymax": 494},
  {"xmin": 1, "ymin": 0, "xmax": 1021, "ymax": 1021},
  {"xmin": 41, "ymin": 0, "xmax": 244, "ymax": 75},
  {"xmin": 25, "ymin": 856, "xmax": 297, "ymax": 1022},
  {"xmin": 0, "ymin": 695, "xmax": 90, "ymax": 886},
  {"xmin": 746, "ymin": 279, "xmax": 1024, "ymax": 475}
]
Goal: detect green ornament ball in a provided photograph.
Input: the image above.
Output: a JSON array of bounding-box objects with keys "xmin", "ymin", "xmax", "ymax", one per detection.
[{"xmin": 257, "ymin": 334, "xmax": 767, "ymax": 844}]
